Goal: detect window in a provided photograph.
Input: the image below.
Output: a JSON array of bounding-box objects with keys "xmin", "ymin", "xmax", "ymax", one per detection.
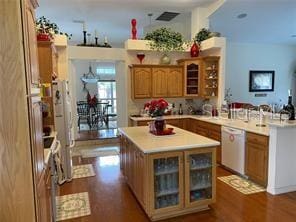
[
  {"xmin": 97, "ymin": 81, "xmax": 117, "ymax": 114},
  {"xmin": 96, "ymin": 67, "xmax": 116, "ymax": 75}
]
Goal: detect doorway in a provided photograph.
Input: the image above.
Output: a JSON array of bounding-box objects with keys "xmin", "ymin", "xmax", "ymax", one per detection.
[{"xmin": 72, "ymin": 60, "xmax": 118, "ymax": 140}]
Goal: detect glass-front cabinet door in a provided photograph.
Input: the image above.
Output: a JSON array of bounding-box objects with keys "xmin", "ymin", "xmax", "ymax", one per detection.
[
  {"xmin": 150, "ymin": 152, "xmax": 184, "ymax": 214},
  {"xmin": 184, "ymin": 148, "xmax": 216, "ymax": 208}
]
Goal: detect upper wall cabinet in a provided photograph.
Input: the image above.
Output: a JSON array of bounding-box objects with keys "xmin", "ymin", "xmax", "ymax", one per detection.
[
  {"xmin": 131, "ymin": 66, "xmax": 152, "ymax": 99},
  {"xmin": 178, "ymin": 59, "xmax": 202, "ymax": 97},
  {"xmin": 23, "ymin": 0, "xmax": 40, "ymax": 93},
  {"xmin": 178, "ymin": 56, "xmax": 220, "ymax": 98},
  {"xmin": 201, "ymin": 56, "xmax": 220, "ymax": 98},
  {"xmin": 131, "ymin": 65, "xmax": 183, "ymax": 99}
]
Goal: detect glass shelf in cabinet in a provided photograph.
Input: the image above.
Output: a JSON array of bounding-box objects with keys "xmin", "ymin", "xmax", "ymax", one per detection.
[
  {"xmin": 190, "ymin": 164, "xmax": 212, "ymax": 171},
  {"xmin": 190, "ymin": 183, "xmax": 212, "ymax": 191},
  {"xmin": 156, "ymin": 189, "xmax": 179, "ymax": 197},
  {"xmin": 154, "ymin": 168, "xmax": 178, "ymax": 176}
]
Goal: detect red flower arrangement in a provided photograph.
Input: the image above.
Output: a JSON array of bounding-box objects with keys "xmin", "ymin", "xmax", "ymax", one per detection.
[
  {"xmin": 144, "ymin": 98, "xmax": 169, "ymax": 117},
  {"xmin": 87, "ymin": 92, "xmax": 98, "ymax": 107}
]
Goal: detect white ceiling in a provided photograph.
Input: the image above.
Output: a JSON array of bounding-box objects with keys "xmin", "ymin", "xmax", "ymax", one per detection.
[
  {"xmin": 37, "ymin": 0, "xmax": 296, "ymax": 46},
  {"xmin": 37, "ymin": 0, "xmax": 216, "ymax": 47},
  {"xmin": 209, "ymin": 0, "xmax": 296, "ymax": 45}
]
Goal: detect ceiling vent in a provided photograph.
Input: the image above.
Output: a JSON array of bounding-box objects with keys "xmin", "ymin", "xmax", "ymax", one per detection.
[{"xmin": 156, "ymin": 12, "xmax": 180, "ymax": 22}]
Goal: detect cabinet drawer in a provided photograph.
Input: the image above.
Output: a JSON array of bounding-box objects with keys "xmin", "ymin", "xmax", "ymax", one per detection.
[
  {"xmin": 246, "ymin": 132, "xmax": 269, "ymax": 147},
  {"xmin": 208, "ymin": 130, "xmax": 221, "ymax": 141},
  {"xmin": 195, "ymin": 126, "xmax": 208, "ymax": 137},
  {"xmin": 206, "ymin": 123, "xmax": 221, "ymax": 133},
  {"xmin": 137, "ymin": 121, "xmax": 149, "ymax": 126},
  {"xmin": 166, "ymin": 119, "xmax": 180, "ymax": 127}
]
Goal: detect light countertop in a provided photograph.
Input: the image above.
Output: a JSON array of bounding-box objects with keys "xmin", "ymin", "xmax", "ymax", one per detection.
[
  {"xmin": 43, "ymin": 131, "xmax": 57, "ymax": 166},
  {"xmin": 130, "ymin": 115, "xmax": 271, "ymax": 136},
  {"xmin": 118, "ymin": 125, "xmax": 220, "ymax": 154}
]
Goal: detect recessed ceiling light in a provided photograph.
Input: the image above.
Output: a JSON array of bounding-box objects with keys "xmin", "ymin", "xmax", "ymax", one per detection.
[
  {"xmin": 291, "ymin": 34, "xmax": 296, "ymax": 38},
  {"xmin": 237, "ymin": 13, "xmax": 247, "ymax": 19}
]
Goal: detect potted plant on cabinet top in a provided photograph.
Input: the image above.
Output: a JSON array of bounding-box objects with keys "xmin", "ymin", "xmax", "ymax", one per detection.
[
  {"xmin": 144, "ymin": 28, "xmax": 185, "ymax": 64},
  {"xmin": 36, "ymin": 16, "xmax": 72, "ymax": 41}
]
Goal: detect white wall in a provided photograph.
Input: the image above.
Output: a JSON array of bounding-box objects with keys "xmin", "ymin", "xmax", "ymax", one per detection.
[
  {"xmin": 72, "ymin": 60, "xmax": 97, "ymax": 101},
  {"xmin": 226, "ymin": 42, "xmax": 296, "ymax": 106}
]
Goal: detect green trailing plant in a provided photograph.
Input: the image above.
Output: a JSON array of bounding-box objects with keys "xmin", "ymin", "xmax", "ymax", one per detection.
[
  {"xmin": 195, "ymin": 28, "xmax": 211, "ymax": 45},
  {"xmin": 36, "ymin": 16, "xmax": 72, "ymax": 40},
  {"xmin": 144, "ymin": 28, "xmax": 184, "ymax": 52}
]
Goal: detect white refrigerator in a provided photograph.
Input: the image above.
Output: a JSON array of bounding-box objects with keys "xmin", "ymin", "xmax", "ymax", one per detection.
[{"xmin": 53, "ymin": 80, "xmax": 75, "ymax": 182}]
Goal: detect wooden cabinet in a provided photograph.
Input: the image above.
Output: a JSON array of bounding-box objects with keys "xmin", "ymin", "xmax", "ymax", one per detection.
[
  {"xmin": 120, "ymin": 134, "xmax": 216, "ymax": 221},
  {"xmin": 38, "ymin": 42, "xmax": 57, "ymax": 128},
  {"xmin": 131, "ymin": 66, "xmax": 152, "ymax": 99},
  {"xmin": 149, "ymin": 152, "xmax": 184, "ymax": 215},
  {"xmin": 201, "ymin": 57, "xmax": 219, "ymax": 98},
  {"xmin": 23, "ymin": 0, "xmax": 40, "ymax": 91},
  {"xmin": 122, "ymin": 137, "xmax": 146, "ymax": 207},
  {"xmin": 245, "ymin": 132, "xmax": 269, "ymax": 187},
  {"xmin": 36, "ymin": 167, "xmax": 52, "ymax": 222},
  {"xmin": 167, "ymin": 68, "xmax": 183, "ymax": 97},
  {"xmin": 30, "ymin": 97, "xmax": 44, "ymax": 182},
  {"xmin": 177, "ymin": 57, "xmax": 220, "ymax": 98},
  {"xmin": 184, "ymin": 148, "xmax": 216, "ymax": 208},
  {"xmin": 131, "ymin": 65, "xmax": 183, "ymax": 99},
  {"xmin": 166, "ymin": 119, "xmax": 182, "ymax": 128},
  {"xmin": 177, "ymin": 59, "xmax": 202, "ymax": 97},
  {"xmin": 188, "ymin": 120, "xmax": 221, "ymax": 164},
  {"xmin": 38, "ymin": 42, "xmax": 58, "ymax": 83},
  {"xmin": 152, "ymin": 68, "xmax": 168, "ymax": 98}
]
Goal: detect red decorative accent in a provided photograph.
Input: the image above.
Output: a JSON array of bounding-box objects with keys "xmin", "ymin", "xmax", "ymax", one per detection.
[
  {"xmin": 190, "ymin": 42, "xmax": 199, "ymax": 57},
  {"xmin": 229, "ymin": 134, "xmax": 235, "ymax": 142},
  {"xmin": 150, "ymin": 129, "xmax": 175, "ymax": 136},
  {"xmin": 136, "ymin": 53, "xmax": 145, "ymax": 64},
  {"xmin": 37, "ymin": 33, "xmax": 51, "ymax": 41},
  {"xmin": 131, "ymin": 19, "xmax": 137, "ymax": 40}
]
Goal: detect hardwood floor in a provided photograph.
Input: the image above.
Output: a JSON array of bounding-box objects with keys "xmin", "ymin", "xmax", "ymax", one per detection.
[
  {"xmin": 76, "ymin": 129, "xmax": 118, "ymax": 141},
  {"xmin": 58, "ymin": 152, "xmax": 296, "ymax": 222}
]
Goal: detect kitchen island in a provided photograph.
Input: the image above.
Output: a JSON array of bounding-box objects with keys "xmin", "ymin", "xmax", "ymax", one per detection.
[{"xmin": 118, "ymin": 126, "xmax": 220, "ymax": 221}]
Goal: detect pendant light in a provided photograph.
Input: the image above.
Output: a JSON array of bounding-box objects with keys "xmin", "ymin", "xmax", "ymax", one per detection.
[{"xmin": 81, "ymin": 62, "xmax": 100, "ymax": 84}]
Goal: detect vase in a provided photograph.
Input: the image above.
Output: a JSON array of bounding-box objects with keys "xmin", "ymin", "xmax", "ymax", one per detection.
[
  {"xmin": 190, "ymin": 42, "xmax": 199, "ymax": 57},
  {"xmin": 154, "ymin": 116, "xmax": 165, "ymax": 134},
  {"xmin": 160, "ymin": 54, "xmax": 171, "ymax": 64},
  {"xmin": 131, "ymin": 19, "xmax": 137, "ymax": 40}
]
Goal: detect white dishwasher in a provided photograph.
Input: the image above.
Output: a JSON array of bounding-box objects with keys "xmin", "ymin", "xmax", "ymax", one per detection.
[{"xmin": 221, "ymin": 126, "xmax": 246, "ymax": 175}]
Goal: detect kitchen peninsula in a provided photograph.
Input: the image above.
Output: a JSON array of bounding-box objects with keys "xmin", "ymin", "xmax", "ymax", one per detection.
[{"xmin": 119, "ymin": 126, "xmax": 220, "ymax": 221}]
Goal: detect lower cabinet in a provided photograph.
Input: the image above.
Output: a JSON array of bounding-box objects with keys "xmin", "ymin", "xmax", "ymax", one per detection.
[
  {"xmin": 36, "ymin": 167, "xmax": 52, "ymax": 222},
  {"xmin": 245, "ymin": 132, "xmax": 269, "ymax": 187},
  {"xmin": 120, "ymin": 135, "xmax": 216, "ymax": 221},
  {"xmin": 188, "ymin": 120, "xmax": 222, "ymax": 164},
  {"xmin": 184, "ymin": 149, "xmax": 216, "ymax": 208},
  {"xmin": 150, "ymin": 152, "xmax": 184, "ymax": 214}
]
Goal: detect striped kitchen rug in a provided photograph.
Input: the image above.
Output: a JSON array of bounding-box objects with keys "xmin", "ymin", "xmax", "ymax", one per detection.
[
  {"xmin": 218, "ymin": 175, "xmax": 265, "ymax": 194},
  {"xmin": 56, "ymin": 192, "xmax": 91, "ymax": 221},
  {"xmin": 72, "ymin": 164, "xmax": 96, "ymax": 179}
]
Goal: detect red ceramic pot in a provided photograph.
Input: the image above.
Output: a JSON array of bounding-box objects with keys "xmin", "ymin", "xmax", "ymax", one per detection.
[
  {"xmin": 190, "ymin": 42, "xmax": 199, "ymax": 57},
  {"xmin": 37, "ymin": 33, "xmax": 51, "ymax": 41}
]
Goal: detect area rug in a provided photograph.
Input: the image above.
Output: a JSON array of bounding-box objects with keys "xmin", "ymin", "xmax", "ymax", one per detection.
[
  {"xmin": 56, "ymin": 192, "xmax": 91, "ymax": 221},
  {"xmin": 218, "ymin": 175, "xmax": 265, "ymax": 194},
  {"xmin": 80, "ymin": 147, "xmax": 119, "ymax": 158},
  {"xmin": 72, "ymin": 164, "xmax": 96, "ymax": 179}
]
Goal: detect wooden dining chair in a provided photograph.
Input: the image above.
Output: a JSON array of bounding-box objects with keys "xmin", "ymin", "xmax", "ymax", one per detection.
[{"xmin": 77, "ymin": 101, "xmax": 91, "ymax": 131}]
